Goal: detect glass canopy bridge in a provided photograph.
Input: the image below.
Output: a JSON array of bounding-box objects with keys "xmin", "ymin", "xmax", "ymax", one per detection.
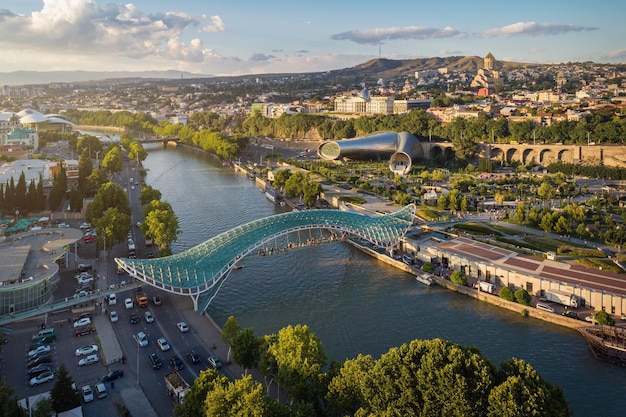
[{"xmin": 115, "ymin": 204, "xmax": 416, "ymax": 313}]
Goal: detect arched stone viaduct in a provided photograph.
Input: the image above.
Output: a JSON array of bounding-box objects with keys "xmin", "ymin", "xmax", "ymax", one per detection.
[{"xmin": 424, "ymin": 142, "xmax": 626, "ymax": 168}]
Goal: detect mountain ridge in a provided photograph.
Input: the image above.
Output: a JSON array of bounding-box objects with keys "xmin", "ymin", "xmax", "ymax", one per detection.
[{"xmin": 0, "ymin": 56, "xmax": 608, "ymax": 86}]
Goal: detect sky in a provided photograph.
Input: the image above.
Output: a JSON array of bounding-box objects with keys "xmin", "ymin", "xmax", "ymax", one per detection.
[{"xmin": 0, "ymin": 0, "xmax": 624, "ymax": 76}]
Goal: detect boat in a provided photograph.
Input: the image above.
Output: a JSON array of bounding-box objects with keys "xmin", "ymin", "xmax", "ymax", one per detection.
[
  {"xmin": 415, "ymin": 273, "xmax": 435, "ymax": 286},
  {"xmin": 578, "ymin": 325, "xmax": 626, "ymax": 366},
  {"xmin": 233, "ymin": 264, "xmax": 243, "ymax": 270}
]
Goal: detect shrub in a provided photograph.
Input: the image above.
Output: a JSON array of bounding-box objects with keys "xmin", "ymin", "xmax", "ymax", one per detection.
[
  {"xmin": 514, "ymin": 289, "xmax": 531, "ymax": 306},
  {"xmin": 520, "ymin": 309, "xmax": 528, "ymax": 317},
  {"xmin": 595, "ymin": 310, "xmax": 615, "ymax": 326},
  {"xmin": 499, "ymin": 286, "xmax": 515, "ymax": 302},
  {"xmin": 422, "ymin": 262, "xmax": 435, "ymax": 273},
  {"xmin": 450, "ymin": 270, "xmax": 467, "ymax": 286}
]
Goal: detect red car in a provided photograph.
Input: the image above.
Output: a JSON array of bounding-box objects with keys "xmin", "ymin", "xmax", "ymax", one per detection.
[{"xmin": 83, "ymin": 235, "xmax": 96, "ymax": 243}]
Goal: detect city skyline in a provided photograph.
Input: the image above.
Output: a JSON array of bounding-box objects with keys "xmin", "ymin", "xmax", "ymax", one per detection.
[{"xmin": 1, "ymin": 0, "xmax": 624, "ymax": 78}]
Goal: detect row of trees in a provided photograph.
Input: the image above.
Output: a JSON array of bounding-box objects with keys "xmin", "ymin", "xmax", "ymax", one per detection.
[
  {"xmin": 271, "ymin": 169, "xmax": 323, "ymax": 207},
  {"xmin": 175, "ymin": 317, "xmax": 570, "ymax": 417},
  {"xmin": 0, "ymin": 172, "xmax": 46, "ymax": 214}
]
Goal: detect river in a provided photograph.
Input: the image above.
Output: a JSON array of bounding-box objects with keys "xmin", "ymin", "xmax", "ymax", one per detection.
[{"xmin": 123, "ymin": 139, "xmax": 626, "ymax": 416}]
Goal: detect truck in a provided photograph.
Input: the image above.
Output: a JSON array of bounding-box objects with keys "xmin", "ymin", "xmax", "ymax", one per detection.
[
  {"xmin": 478, "ymin": 281, "xmax": 496, "ymax": 294},
  {"xmin": 136, "ymin": 289, "xmax": 148, "ymax": 307},
  {"xmin": 165, "ymin": 371, "xmax": 190, "ymax": 404},
  {"xmin": 545, "ymin": 290, "xmax": 580, "ymax": 308}
]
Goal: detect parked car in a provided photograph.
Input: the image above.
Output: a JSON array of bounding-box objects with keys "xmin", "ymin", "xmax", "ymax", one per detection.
[
  {"xmin": 176, "ymin": 322, "xmax": 189, "ymax": 333},
  {"xmin": 83, "ymin": 235, "xmax": 96, "ymax": 243},
  {"xmin": 124, "ymin": 298, "xmax": 133, "ymax": 309},
  {"xmin": 207, "ymin": 355, "xmax": 222, "ymax": 369},
  {"xmin": 101, "ymin": 369, "xmax": 124, "ymax": 383},
  {"xmin": 95, "ymin": 383, "xmax": 108, "ymax": 399},
  {"xmin": 28, "ymin": 344, "xmax": 51, "ymax": 357},
  {"xmin": 149, "ymin": 352, "xmax": 163, "ymax": 369},
  {"xmin": 108, "ymin": 293, "xmax": 117, "ymax": 305},
  {"xmin": 81, "ymin": 385, "xmax": 94, "ymax": 402},
  {"xmin": 76, "ymin": 264, "xmax": 92, "ymax": 273},
  {"xmin": 28, "ymin": 364, "xmax": 52, "ymax": 377},
  {"xmin": 73, "ymin": 317, "xmax": 92, "ymax": 328},
  {"xmin": 29, "ymin": 370, "xmax": 54, "ymax": 386},
  {"xmin": 187, "ymin": 351, "xmax": 200, "ymax": 364},
  {"xmin": 74, "ymin": 326, "xmax": 95, "ymax": 337},
  {"xmin": 79, "ymin": 223, "xmax": 92, "ymax": 230},
  {"xmin": 75, "ymin": 344, "xmax": 99, "ymax": 357},
  {"xmin": 130, "ymin": 312, "xmax": 140, "ymax": 324},
  {"xmin": 110, "ymin": 311, "xmax": 119, "ymax": 323},
  {"xmin": 77, "ymin": 275, "xmax": 94, "ymax": 285},
  {"xmin": 169, "ymin": 356, "xmax": 184, "ymax": 371},
  {"xmin": 144, "ymin": 311, "xmax": 154, "ymax": 323},
  {"xmin": 27, "ymin": 353, "xmax": 51, "ymax": 367},
  {"xmin": 78, "ymin": 354, "xmax": 99, "ymax": 367},
  {"xmin": 152, "ymin": 296, "xmax": 162, "ymax": 306},
  {"xmin": 157, "ymin": 337, "xmax": 170, "ymax": 351},
  {"xmin": 562, "ymin": 310, "xmax": 579, "ymax": 319}
]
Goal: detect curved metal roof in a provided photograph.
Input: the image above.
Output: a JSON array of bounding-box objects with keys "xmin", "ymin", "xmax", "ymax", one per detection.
[{"xmin": 115, "ymin": 205, "xmax": 416, "ymax": 306}]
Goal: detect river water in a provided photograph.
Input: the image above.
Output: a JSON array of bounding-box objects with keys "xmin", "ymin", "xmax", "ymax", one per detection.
[{"xmin": 136, "ymin": 142, "xmax": 625, "ymax": 416}]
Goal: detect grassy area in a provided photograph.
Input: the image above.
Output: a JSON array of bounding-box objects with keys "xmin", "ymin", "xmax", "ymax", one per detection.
[
  {"xmin": 454, "ymin": 222, "xmax": 504, "ymax": 236},
  {"xmin": 415, "ymin": 208, "xmax": 440, "ymax": 221},
  {"xmin": 338, "ymin": 195, "xmax": 367, "ymax": 205}
]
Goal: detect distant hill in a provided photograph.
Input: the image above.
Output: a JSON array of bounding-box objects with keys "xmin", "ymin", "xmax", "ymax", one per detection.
[
  {"xmin": 325, "ymin": 56, "xmax": 533, "ymax": 84},
  {"xmin": 0, "ymin": 70, "xmax": 212, "ymax": 86}
]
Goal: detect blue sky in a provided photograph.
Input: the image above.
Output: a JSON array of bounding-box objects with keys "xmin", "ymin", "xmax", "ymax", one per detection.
[{"xmin": 1, "ymin": 0, "xmax": 624, "ymax": 76}]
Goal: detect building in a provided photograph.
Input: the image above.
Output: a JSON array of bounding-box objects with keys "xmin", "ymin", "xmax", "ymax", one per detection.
[
  {"xmin": 409, "ymin": 235, "xmax": 626, "ymax": 317},
  {"xmin": 470, "ymin": 52, "xmax": 500, "ymax": 92},
  {"xmin": 1, "ymin": 128, "xmax": 39, "ymax": 152},
  {"xmin": 0, "ymin": 159, "xmax": 55, "ymax": 187},
  {"xmin": 334, "ymin": 90, "xmax": 395, "ymax": 115}
]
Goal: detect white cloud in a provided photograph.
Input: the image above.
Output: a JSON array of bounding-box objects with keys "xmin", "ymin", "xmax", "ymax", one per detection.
[
  {"xmin": 332, "ymin": 26, "xmax": 461, "ymax": 45},
  {"xmin": 0, "ymin": 0, "xmax": 211, "ymax": 62},
  {"xmin": 439, "ymin": 49, "xmax": 463, "ymax": 56},
  {"xmin": 203, "ymin": 15, "xmax": 224, "ymax": 33},
  {"xmin": 478, "ymin": 22, "xmax": 598, "ymax": 38}
]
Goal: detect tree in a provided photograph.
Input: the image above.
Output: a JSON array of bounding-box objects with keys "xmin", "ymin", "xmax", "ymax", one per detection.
[
  {"xmin": 595, "ymin": 310, "xmax": 615, "ymax": 326},
  {"xmin": 0, "ymin": 380, "xmax": 25, "ymax": 417},
  {"xmin": 101, "ymin": 145, "xmax": 123, "ymax": 175},
  {"xmin": 140, "ymin": 185, "xmax": 162, "ymax": 206},
  {"xmin": 85, "ymin": 182, "xmax": 130, "ymax": 224},
  {"xmin": 514, "ymin": 289, "xmax": 531, "ymax": 305},
  {"xmin": 50, "ymin": 364, "xmax": 80, "ymax": 413},
  {"xmin": 450, "ymin": 270, "xmax": 467, "ymax": 286},
  {"xmin": 488, "ymin": 358, "xmax": 570, "ymax": 417},
  {"xmin": 499, "ymin": 286, "xmax": 515, "ymax": 302},
  {"xmin": 48, "ymin": 165, "xmax": 67, "ymax": 211},
  {"xmin": 204, "ymin": 375, "xmax": 277, "ymax": 417},
  {"xmin": 232, "ymin": 328, "xmax": 263, "ymax": 375},
  {"xmin": 222, "ymin": 315, "xmax": 242, "ymax": 364},
  {"xmin": 265, "ymin": 324, "xmax": 328, "ymax": 405},
  {"xmin": 326, "ymin": 354, "xmax": 375, "ymax": 416},
  {"xmin": 31, "ymin": 397, "xmax": 53, "ymax": 417},
  {"xmin": 95, "ymin": 207, "xmax": 132, "ymax": 252},
  {"xmin": 144, "ymin": 204, "xmax": 180, "ymax": 256},
  {"xmin": 173, "ymin": 369, "xmax": 228, "ymax": 417}
]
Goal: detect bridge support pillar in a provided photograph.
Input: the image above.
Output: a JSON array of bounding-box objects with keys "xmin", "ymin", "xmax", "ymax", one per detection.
[{"xmin": 190, "ymin": 293, "xmax": 200, "ymax": 312}]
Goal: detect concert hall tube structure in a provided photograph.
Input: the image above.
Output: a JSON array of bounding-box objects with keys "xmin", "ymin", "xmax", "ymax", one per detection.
[{"xmin": 317, "ymin": 131, "xmax": 422, "ymax": 175}]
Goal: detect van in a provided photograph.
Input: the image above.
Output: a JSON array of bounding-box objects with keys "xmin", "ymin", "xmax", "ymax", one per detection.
[
  {"xmin": 32, "ymin": 328, "xmax": 56, "ymax": 342},
  {"xmin": 536, "ymin": 302, "xmax": 555, "ymax": 313}
]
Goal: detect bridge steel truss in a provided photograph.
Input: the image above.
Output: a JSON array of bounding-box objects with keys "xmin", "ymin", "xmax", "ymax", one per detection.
[{"xmin": 115, "ymin": 204, "xmax": 416, "ymax": 312}]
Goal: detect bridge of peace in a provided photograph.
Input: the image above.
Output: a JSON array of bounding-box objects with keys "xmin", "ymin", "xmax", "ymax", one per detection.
[{"xmin": 115, "ymin": 205, "xmax": 416, "ymax": 313}]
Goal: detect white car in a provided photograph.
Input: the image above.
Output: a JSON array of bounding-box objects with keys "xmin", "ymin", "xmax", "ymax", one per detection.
[
  {"xmin": 176, "ymin": 322, "xmax": 189, "ymax": 333},
  {"xmin": 30, "ymin": 370, "xmax": 54, "ymax": 386},
  {"xmin": 144, "ymin": 311, "xmax": 154, "ymax": 323},
  {"xmin": 124, "ymin": 298, "xmax": 133, "ymax": 309},
  {"xmin": 75, "ymin": 344, "xmax": 99, "ymax": 357},
  {"xmin": 157, "ymin": 337, "xmax": 171, "ymax": 351},
  {"xmin": 79, "ymin": 223, "xmax": 92, "ymax": 230},
  {"xmin": 73, "ymin": 317, "xmax": 92, "ymax": 328},
  {"xmin": 78, "ymin": 354, "xmax": 99, "ymax": 366},
  {"xmin": 135, "ymin": 331, "xmax": 148, "ymax": 347},
  {"xmin": 108, "ymin": 293, "xmax": 117, "ymax": 305},
  {"xmin": 110, "ymin": 311, "xmax": 119, "ymax": 322},
  {"xmin": 77, "ymin": 275, "xmax": 94, "ymax": 284},
  {"xmin": 28, "ymin": 344, "xmax": 51, "ymax": 357},
  {"xmin": 81, "ymin": 385, "xmax": 94, "ymax": 402}
]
